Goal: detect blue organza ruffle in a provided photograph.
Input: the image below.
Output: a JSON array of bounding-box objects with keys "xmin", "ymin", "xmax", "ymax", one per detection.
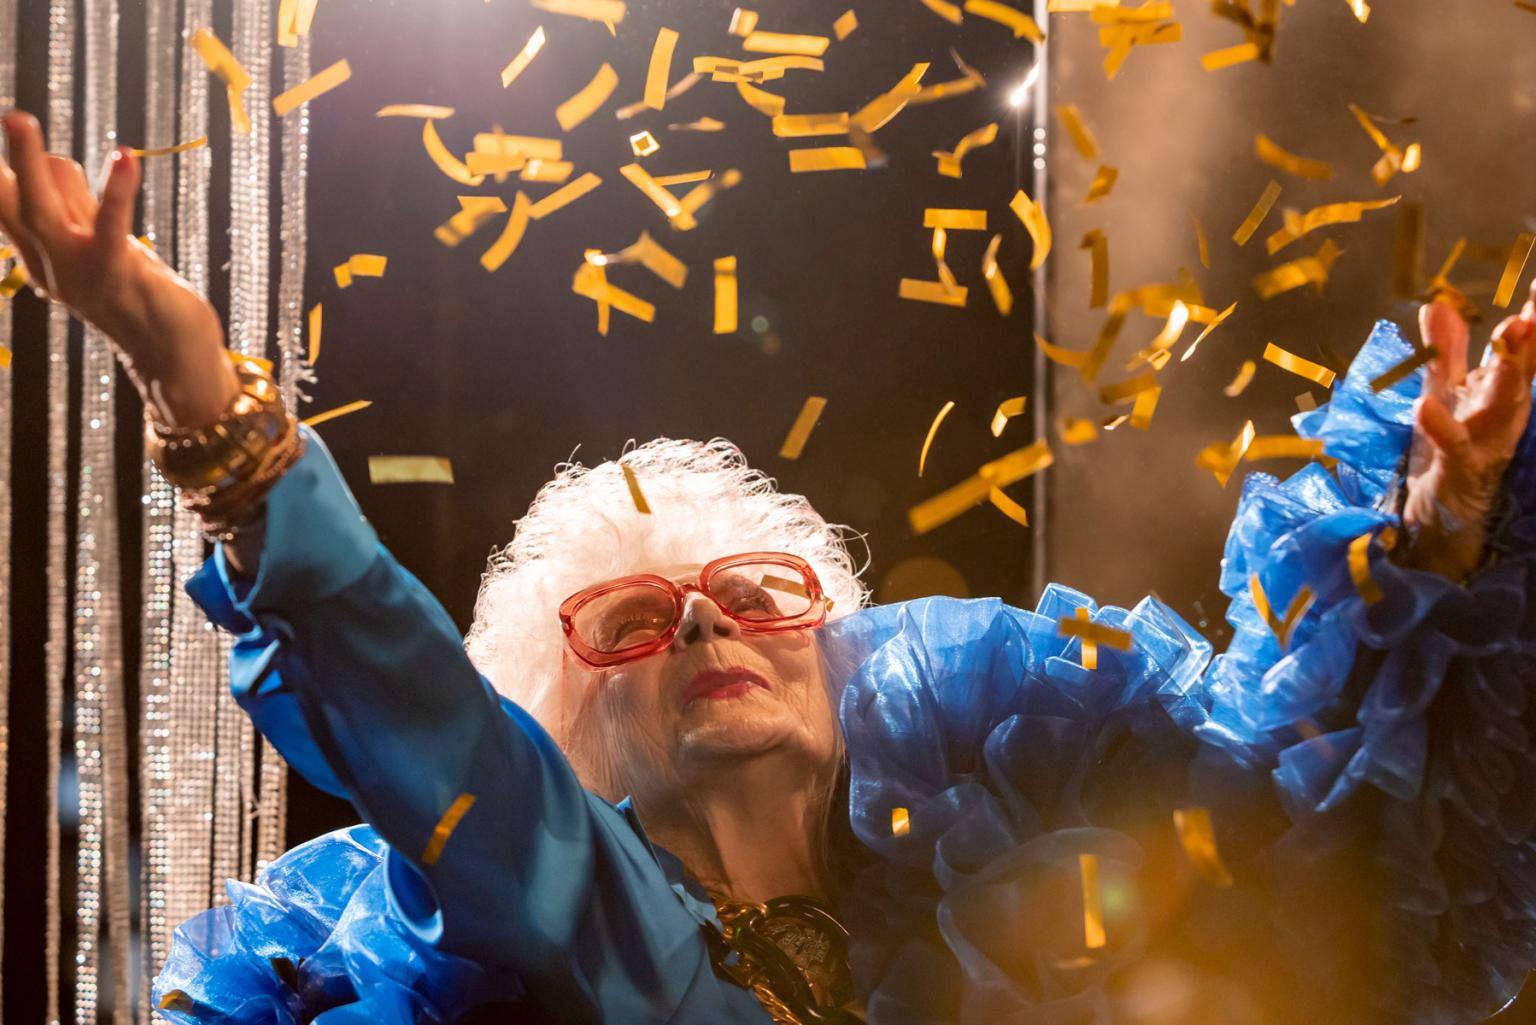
[{"xmin": 151, "ymin": 825, "xmax": 526, "ymax": 1024}]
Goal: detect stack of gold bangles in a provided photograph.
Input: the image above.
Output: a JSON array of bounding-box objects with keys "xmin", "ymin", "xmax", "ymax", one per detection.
[{"xmin": 144, "ymin": 355, "xmax": 304, "ymax": 541}]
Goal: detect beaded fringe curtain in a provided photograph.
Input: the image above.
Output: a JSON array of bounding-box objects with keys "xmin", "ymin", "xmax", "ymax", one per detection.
[{"xmin": 1, "ymin": 0, "xmax": 309, "ymax": 1019}]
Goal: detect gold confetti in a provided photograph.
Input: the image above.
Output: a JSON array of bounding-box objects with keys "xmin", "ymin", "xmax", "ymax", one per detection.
[
  {"xmin": 481, "ymin": 192, "xmax": 533, "ymax": 272},
  {"xmin": 272, "ymin": 58, "xmax": 351, "ymax": 116},
  {"xmin": 892, "ymin": 807, "xmax": 911, "ymax": 836},
  {"xmin": 629, "ymin": 131, "xmax": 660, "ymax": 158},
  {"xmin": 742, "ymin": 31, "xmax": 831, "ymax": 56},
  {"xmin": 421, "ymin": 793, "xmax": 476, "ymax": 864},
  {"xmin": 1370, "ymin": 345, "xmax": 1437, "ymax": 393},
  {"xmin": 1192, "ymin": 213, "xmax": 1210, "ymax": 269},
  {"xmin": 1233, "ymin": 180, "xmax": 1282, "ymax": 245},
  {"xmin": 621, "ymin": 464, "xmax": 652, "ymax": 513},
  {"xmin": 1223, "ymin": 360, "xmax": 1256, "ymax": 396},
  {"xmin": 989, "ymin": 396, "xmax": 1028, "ymax": 437},
  {"xmin": 1056, "ymin": 104, "xmax": 1100, "ymax": 160},
  {"xmin": 1130, "ymin": 384, "xmax": 1161, "ymax": 429},
  {"xmin": 530, "ymin": 0, "xmax": 625, "ymax": 23},
  {"xmin": 0, "ymin": 344, "xmax": 10, "ymax": 369},
  {"xmin": 573, "ymin": 259, "xmax": 655, "ymax": 329},
  {"xmin": 1196, "ymin": 419, "xmax": 1256, "ymax": 487},
  {"xmin": 377, "ymin": 103, "xmax": 456, "ymax": 119},
  {"xmin": 1173, "ymin": 807, "xmax": 1235, "ymax": 887},
  {"xmin": 834, "ymin": 9, "xmax": 859, "ymax": 39},
  {"xmin": 1243, "ymin": 435, "xmax": 1326, "ymax": 461},
  {"xmin": 1099, "ymin": 372, "xmax": 1159, "ymax": 405},
  {"xmin": 306, "ymin": 303, "xmax": 322, "ymax": 364},
  {"xmin": 529, "ymin": 172, "xmax": 602, "ymax": 220},
  {"xmin": 1083, "ymin": 165, "xmax": 1118, "ymax": 205},
  {"xmin": 908, "ymin": 441, "xmax": 1054, "ymax": 534},
  {"xmin": 1347, "ymin": 528, "xmax": 1394, "ymax": 604},
  {"xmin": 852, "ymin": 63, "xmax": 930, "ymax": 133},
  {"xmin": 423, "ymin": 120, "xmax": 485, "ymax": 186},
  {"xmin": 521, "ymin": 159, "xmax": 574, "ymax": 183},
  {"xmin": 1091, "ymin": 2, "xmax": 1174, "ymax": 23},
  {"xmin": 1494, "ymin": 232, "xmax": 1535, "ymax": 308},
  {"xmin": 989, "ymin": 487, "xmax": 1031, "ymax": 527},
  {"xmin": 1265, "ymin": 196, "xmax": 1399, "ymax": 255},
  {"xmin": 964, "ymin": 0, "xmax": 1045, "ymax": 41},
  {"xmin": 0, "ymin": 264, "xmax": 19, "ymax": 298},
  {"xmin": 730, "ymin": 7, "xmax": 759, "ymax": 35},
  {"xmin": 130, "ymin": 135, "xmax": 208, "ymax": 157},
  {"xmin": 736, "ymin": 81, "xmax": 787, "ymax": 117},
  {"xmin": 677, "ymin": 168, "xmax": 743, "ymax": 220},
  {"xmin": 919, "ymin": 400, "xmax": 957, "ymax": 476},
  {"xmin": 652, "ymin": 170, "xmax": 713, "ymax": 186},
  {"xmin": 1059, "ymin": 417, "xmax": 1099, "ymax": 444},
  {"xmin": 157, "ymin": 991, "xmax": 194, "ymax": 1012},
  {"xmin": 910, "ymin": 49, "xmax": 987, "ymax": 105},
  {"xmin": 779, "ymin": 396, "xmax": 828, "ymax": 459},
  {"xmin": 192, "ymin": 28, "xmax": 252, "ymax": 135},
  {"xmin": 1251, "ymin": 575, "xmax": 1314, "ymax": 648},
  {"xmin": 1080, "ymin": 853, "xmax": 1107, "ymax": 949},
  {"xmin": 773, "ymin": 113, "xmax": 851, "ymax": 137},
  {"xmin": 620, "ymin": 162, "xmax": 698, "ymax": 227},
  {"xmin": 1347, "ymin": 104, "xmax": 1422, "ymax": 188},
  {"xmin": 1010, "ymin": 190, "xmax": 1052, "ymax": 270},
  {"xmin": 921, "ymin": 0, "xmax": 965, "ymax": 23},
  {"xmin": 933, "ymin": 121, "xmax": 998, "ymax": 178},
  {"xmin": 714, "ymin": 256, "xmax": 738, "ymax": 333},
  {"xmin": 982, "ymin": 234, "xmax": 1013, "ymax": 316},
  {"xmin": 1037, "ymin": 333, "xmax": 1090, "ymax": 369},
  {"xmin": 1200, "ymin": 41, "xmax": 1260, "ymax": 71},
  {"xmin": 333, "ymin": 263, "xmax": 352, "ymax": 288},
  {"xmin": 369, "ymin": 456, "xmax": 455, "ymax": 485},
  {"xmin": 643, "ymin": 27, "xmax": 680, "ymax": 110},
  {"xmin": 1254, "ymin": 134, "xmax": 1332, "ymax": 180},
  {"xmin": 1058, "ymin": 610, "xmax": 1134, "ymax": 650},
  {"xmin": 557, "ymin": 64, "xmax": 618, "ymax": 131},
  {"xmin": 435, "ymin": 196, "xmax": 508, "ymax": 246},
  {"xmin": 302, "ymin": 399, "xmax": 373, "ymax": 428},
  {"xmin": 501, "ymin": 26, "xmax": 547, "ymax": 88},
  {"xmin": 1253, "ymin": 239, "xmax": 1342, "ymax": 299},
  {"xmin": 789, "ymin": 147, "xmax": 867, "ymax": 173},
  {"xmin": 590, "ymin": 232, "xmax": 688, "ymax": 288},
  {"xmin": 1076, "ymin": 229, "xmax": 1109, "ymax": 309},
  {"xmin": 924, "ymin": 209, "xmax": 988, "ymax": 231},
  {"xmin": 1345, "ymin": 0, "xmax": 1370, "ymax": 20},
  {"xmin": 1391, "ymin": 202, "xmax": 1424, "ymax": 299},
  {"xmin": 332, "ymin": 253, "xmax": 385, "ymax": 290},
  {"xmin": 900, "ymin": 279, "xmax": 968, "ymax": 306},
  {"xmin": 1263, "ymin": 342, "xmax": 1336, "ymax": 388},
  {"xmin": 1075, "ymin": 606, "xmax": 1097, "ymax": 669}
]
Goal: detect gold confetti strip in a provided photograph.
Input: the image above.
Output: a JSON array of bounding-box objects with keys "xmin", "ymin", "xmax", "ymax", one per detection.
[
  {"xmin": 1037, "ymin": 333, "xmax": 1089, "ymax": 368},
  {"xmin": 1192, "ymin": 213, "xmax": 1210, "ymax": 269},
  {"xmin": 1075, "ymin": 607, "xmax": 1097, "ymax": 669},
  {"xmin": 1244, "ymin": 435, "xmax": 1326, "ymax": 462},
  {"xmin": 481, "ymin": 192, "xmax": 533, "ymax": 272},
  {"xmin": 1077, "ymin": 229, "xmax": 1109, "ymax": 309},
  {"xmin": 852, "ymin": 63, "xmax": 930, "ymax": 133},
  {"xmin": 678, "ymin": 168, "xmax": 743, "ymax": 219},
  {"xmin": 1172, "ymin": 807, "xmax": 1235, "ymax": 887},
  {"xmin": 742, "ymin": 31, "xmax": 831, "ymax": 56},
  {"xmin": 990, "ymin": 396, "xmax": 1027, "ymax": 437},
  {"xmin": 368, "ymin": 456, "xmax": 455, "ymax": 485},
  {"xmin": 557, "ymin": 64, "xmax": 618, "ymax": 131},
  {"xmin": 273, "ymin": 58, "xmax": 351, "ymax": 116},
  {"xmin": 595, "ymin": 232, "xmax": 689, "ymax": 288},
  {"xmin": 1265, "ymin": 196, "xmax": 1398, "ymax": 255},
  {"xmin": 1254, "ymin": 134, "xmax": 1332, "ymax": 180},
  {"xmin": 156, "ymin": 991, "xmax": 194, "ymax": 1012},
  {"xmin": 1083, "ymin": 165, "xmax": 1118, "ymax": 205},
  {"xmin": 466, "ymin": 151, "xmax": 527, "ymax": 177},
  {"xmin": 1200, "ymin": 41, "xmax": 1260, "ymax": 70},
  {"xmin": 302, "ymin": 399, "xmax": 373, "ymax": 427},
  {"xmin": 734, "ymin": 80, "xmax": 786, "ymax": 117},
  {"xmin": 773, "ymin": 113, "xmax": 851, "ymax": 137},
  {"xmin": 621, "ymin": 464, "xmax": 652, "ymax": 514},
  {"xmin": 1056, "ymin": 104, "xmax": 1100, "ymax": 160},
  {"xmin": 714, "ymin": 256, "xmax": 738, "ymax": 333},
  {"xmin": 1253, "ymin": 239, "xmax": 1342, "ymax": 300},
  {"xmin": 834, "ymin": 9, "xmax": 859, "ymax": 39},
  {"xmin": 1391, "ymin": 202, "xmax": 1424, "ymax": 299},
  {"xmin": 0, "ymin": 343, "xmax": 10, "ymax": 369},
  {"xmin": 922, "ymin": 0, "xmax": 965, "ymax": 23},
  {"xmin": 1263, "ymin": 342, "xmax": 1336, "ymax": 388},
  {"xmin": 332, "ymin": 263, "xmax": 352, "ymax": 288},
  {"xmin": 620, "ymin": 162, "xmax": 697, "ymax": 227},
  {"xmin": 1091, "ymin": 2, "xmax": 1173, "ymax": 23},
  {"xmin": 423, "ymin": 120, "xmax": 485, "ymax": 186},
  {"xmin": 1059, "ymin": 417, "xmax": 1099, "ymax": 444},
  {"xmin": 892, "ymin": 807, "xmax": 911, "ymax": 836},
  {"xmin": 779, "ymin": 396, "xmax": 828, "ymax": 459},
  {"xmin": 1347, "ymin": 529, "xmax": 1394, "ymax": 604},
  {"xmin": 989, "ymin": 486, "xmax": 1031, "ymax": 527},
  {"xmin": 421, "ymin": 793, "xmax": 476, "ymax": 864},
  {"xmin": 1224, "ymin": 360, "xmax": 1256, "ymax": 396},
  {"xmin": 1345, "ymin": 0, "xmax": 1370, "ymax": 21},
  {"xmin": 1347, "ymin": 104, "xmax": 1422, "ymax": 188},
  {"xmin": 471, "ymin": 131, "xmax": 562, "ymax": 167},
  {"xmin": 1130, "ymin": 385, "xmax": 1161, "ymax": 429},
  {"xmin": 964, "ymin": 0, "xmax": 1045, "ymax": 41},
  {"xmin": 982, "ymin": 234, "xmax": 1013, "ymax": 316},
  {"xmin": 1079, "ymin": 853, "xmax": 1106, "ymax": 949},
  {"xmin": 377, "ymin": 103, "xmax": 457, "ymax": 120},
  {"xmin": 572, "ymin": 260, "xmax": 655, "ymax": 330},
  {"xmin": 130, "ymin": 135, "xmax": 208, "ymax": 157},
  {"xmin": 1057, "ymin": 611, "xmax": 1134, "ymax": 650},
  {"xmin": 696, "ymin": 54, "xmax": 825, "ymax": 80},
  {"xmin": 630, "ymin": 131, "xmax": 660, "ymax": 158},
  {"xmin": 1251, "ymin": 575, "xmax": 1315, "ymax": 648},
  {"xmin": 0, "ymin": 265, "xmax": 22, "ymax": 301},
  {"xmin": 1370, "ymin": 345, "xmax": 1437, "ymax": 393},
  {"xmin": 642, "ymin": 27, "xmax": 680, "ymax": 111},
  {"xmin": 1195, "ymin": 419, "xmax": 1256, "ymax": 487},
  {"xmin": 924, "ymin": 209, "xmax": 988, "ymax": 231},
  {"xmin": 919, "ymin": 400, "xmax": 957, "ymax": 476},
  {"xmin": 653, "ymin": 169, "xmax": 713, "ymax": 186},
  {"xmin": 900, "ymin": 279, "xmax": 968, "ymax": 307},
  {"xmin": 1079, "ymin": 309, "xmax": 1125, "ymax": 383},
  {"xmin": 1096, "ymin": 20, "xmax": 1182, "ymax": 46},
  {"xmin": 501, "ymin": 26, "xmax": 547, "ymax": 88},
  {"xmin": 306, "ymin": 303, "xmax": 322, "ymax": 364},
  {"xmin": 1494, "ymin": 233, "xmax": 1535, "ymax": 308},
  {"xmin": 1233, "ymin": 180, "xmax": 1282, "ymax": 245},
  {"xmin": 522, "ymin": 159, "xmax": 574, "ymax": 183},
  {"xmin": 908, "ymin": 441, "xmax": 1054, "ymax": 534},
  {"xmin": 910, "ymin": 50, "xmax": 987, "ymax": 105},
  {"xmin": 192, "ymin": 28, "xmax": 252, "ymax": 135},
  {"xmin": 789, "ymin": 147, "xmax": 867, "ymax": 173},
  {"xmin": 1099, "ymin": 372, "xmax": 1158, "ymax": 405},
  {"xmin": 529, "ymin": 172, "xmax": 602, "ymax": 220},
  {"xmin": 530, "ymin": 0, "xmax": 625, "ymax": 22},
  {"xmin": 1148, "ymin": 299, "xmax": 1190, "ymax": 353},
  {"xmin": 434, "ymin": 196, "xmax": 508, "ymax": 246},
  {"xmin": 933, "ymin": 121, "xmax": 998, "ymax": 178},
  {"xmin": 1010, "ymin": 190, "xmax": 1052, "ymax": 270},
  {"xmin": 729, "ymin": 7, "xmax": 759, "ymax": 34}
]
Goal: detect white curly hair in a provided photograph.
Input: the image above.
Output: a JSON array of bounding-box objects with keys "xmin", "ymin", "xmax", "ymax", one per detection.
[{"xmin": 464, "ymin": 438, "xmax": 871, "ymax": 741}]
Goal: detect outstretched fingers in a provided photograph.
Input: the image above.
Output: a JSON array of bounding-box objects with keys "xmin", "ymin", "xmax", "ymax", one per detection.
[
  {"xmin": 93, "ymin": 148, "xmax": 139, "ymax": 250},
  {"xmin": 3, "ymin": 112, "xmax": 67, "ymax": 241},
  {"xmin": 1420, "ymin": 298, "xmax": 1470, "ymax": 398},
  {"xmin": 1415, "ymin": 390, "xmax": 1471, "ymax": 462}
]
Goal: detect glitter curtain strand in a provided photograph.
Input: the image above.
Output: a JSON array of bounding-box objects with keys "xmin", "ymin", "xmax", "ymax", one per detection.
[
  {"xmin": 138, "ymin": 0, "xmax": 180, "ymax": 1012},
  {"xmin": 0, "ymin": 0, "xmax": 16, "ymax": 1009}
]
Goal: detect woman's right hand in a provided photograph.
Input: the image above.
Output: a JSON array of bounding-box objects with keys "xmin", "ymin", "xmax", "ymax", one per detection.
[{"xmin": 0, "ymin": 110, "xmax": 237, "ymax": 427}]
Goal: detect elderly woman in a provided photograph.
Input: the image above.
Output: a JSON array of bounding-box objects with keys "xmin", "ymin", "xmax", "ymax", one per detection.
[{"xmin": 5, "ymin": 112, "xmax": 1536, "ymax": 1025}]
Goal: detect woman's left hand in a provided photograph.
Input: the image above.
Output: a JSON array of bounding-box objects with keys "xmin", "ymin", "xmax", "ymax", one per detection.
[{"xmin": 1403, "ymin": 281, "xmax": 1536, "ymax": 581}]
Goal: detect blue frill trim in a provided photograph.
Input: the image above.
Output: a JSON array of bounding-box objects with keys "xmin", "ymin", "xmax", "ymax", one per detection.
[{"xmin": 151, "ymin": 825, "xmax": 526, "ymax": 1024}]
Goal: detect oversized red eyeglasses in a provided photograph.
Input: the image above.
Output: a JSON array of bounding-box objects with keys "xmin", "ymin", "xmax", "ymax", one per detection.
[{"xmin": 559, "ymin": 552, "xmax": 830, "ymax": 669}]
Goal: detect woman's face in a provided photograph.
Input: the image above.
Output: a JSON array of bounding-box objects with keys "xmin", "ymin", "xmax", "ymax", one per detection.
[{"xmin": 562, "ymin": 563, "xmax": 836, "ymax": 803}]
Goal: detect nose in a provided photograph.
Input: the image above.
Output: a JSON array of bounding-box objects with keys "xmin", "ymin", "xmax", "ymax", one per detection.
[{"xmin": 673, "ymin": 591, "xmax": 740, "ymax": 650}]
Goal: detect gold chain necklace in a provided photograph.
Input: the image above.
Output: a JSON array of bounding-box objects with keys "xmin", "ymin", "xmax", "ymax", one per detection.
[{"xmin": 706, "ymin": 894, "xmax": 861, "ymax": 1025}]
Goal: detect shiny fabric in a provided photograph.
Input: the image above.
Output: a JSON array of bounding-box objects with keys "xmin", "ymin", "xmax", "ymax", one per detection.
[{"xmin": 155, "ymin": 320, "xmax": 1536, "ymax": 1024}]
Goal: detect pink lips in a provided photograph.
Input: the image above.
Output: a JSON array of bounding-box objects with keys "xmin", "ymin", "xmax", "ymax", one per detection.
[{"xmin": 681, "ymin": 667, "xmax": 769, "ymax": 706}]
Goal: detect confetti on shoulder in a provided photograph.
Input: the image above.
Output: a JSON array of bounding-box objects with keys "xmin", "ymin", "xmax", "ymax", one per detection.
[{"xmin": 369, "ymin": 456, "xmax": 456, "ymax": 484}]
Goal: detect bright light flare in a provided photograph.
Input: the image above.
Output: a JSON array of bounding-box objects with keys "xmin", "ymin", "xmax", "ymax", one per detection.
[{"xmin": 1007, "ymin": 62, "xmax": 1041, "ymax": 108}]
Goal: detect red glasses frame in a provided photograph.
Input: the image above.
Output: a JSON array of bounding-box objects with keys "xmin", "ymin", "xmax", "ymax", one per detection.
[{"xmin": 558, "ymin": 551, "xmax": 830, "ymax": 669}]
